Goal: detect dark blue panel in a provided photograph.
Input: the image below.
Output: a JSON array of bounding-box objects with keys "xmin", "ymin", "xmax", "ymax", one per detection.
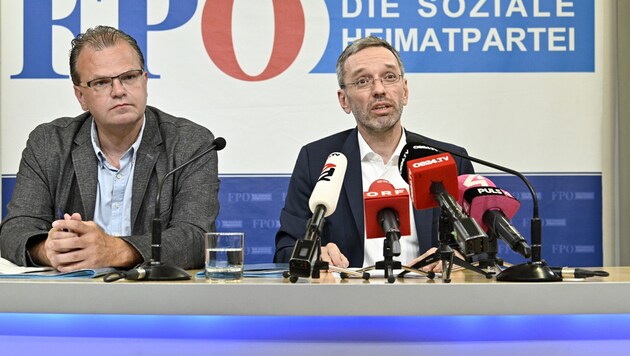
[
  {"xmin": 1, "ymin": 174, "xmax": 603, "ymax": 266},
  {"xmin": 1, "ymin": 176, "xmax": 16, "ymax": 220},
  {"xmin": 313, "ymin": 0, "xmax": 594, "ymax": 73},
  {"xmin": 216, "ymin": 176, "xmax": 289, "ymax": 264},
  {"xmin": 488, "ymin": 174, "xmax": 602, "ymax": 267}
]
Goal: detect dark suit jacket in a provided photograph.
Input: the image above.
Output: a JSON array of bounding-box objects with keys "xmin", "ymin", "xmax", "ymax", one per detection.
[
  {"xmin": 274, "ymin": 128, "xmax": 474, "ymax": 267},
  {"xmin": 0, "ymin": 106, "xmax": 220, "ymax": 269}
]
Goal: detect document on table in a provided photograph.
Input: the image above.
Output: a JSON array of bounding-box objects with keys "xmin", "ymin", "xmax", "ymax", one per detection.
[{"xmin": 0, "ymin": 257, "xmax": 116, "ymax": 278}]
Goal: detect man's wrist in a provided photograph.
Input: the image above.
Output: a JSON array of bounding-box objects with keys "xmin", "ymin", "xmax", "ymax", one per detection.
[
  {"xmin": 25, "ymin": 236, "xmax": 50, "ymax": 267},
  {"xmin": 111, "ymin": 236, "xmax": 143, "ymax": 268}
]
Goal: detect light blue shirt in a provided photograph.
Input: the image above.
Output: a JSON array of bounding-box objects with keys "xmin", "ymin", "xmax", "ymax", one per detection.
[{"xmin": 90, "ymin": 118, "xmax": 145, "ymax": 236}]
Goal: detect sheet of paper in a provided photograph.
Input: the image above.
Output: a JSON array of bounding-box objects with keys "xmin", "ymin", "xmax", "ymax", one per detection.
[{"xmin": 0, "ymin": 257, "xmax": 52, "ymax": 274}]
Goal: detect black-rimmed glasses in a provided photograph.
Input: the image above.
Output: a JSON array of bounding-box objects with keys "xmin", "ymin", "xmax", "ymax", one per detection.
[
  {"xmin": 78, "ymin": 69, "xmax": 144, "ymax": 93},
  {"xmin": 341, "ymin": 73, "xmax": 403, "ymax": 90}
]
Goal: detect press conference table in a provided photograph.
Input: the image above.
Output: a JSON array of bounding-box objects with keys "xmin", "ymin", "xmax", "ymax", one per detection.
[
  {"xmin": 1, "ymin": 266, "xmax": 629, "ymax": 316},
  {"xmin": 2, "ymin": 267, "xmax": 630, "ymax": 355}
]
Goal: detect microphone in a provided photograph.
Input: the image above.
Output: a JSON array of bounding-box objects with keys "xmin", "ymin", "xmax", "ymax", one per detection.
[
  {"xmin": 104, "ymin": 137, "xmax": 227, "ymax": 282},
  {"xmin": 410, "ymin": 137, "xmax": 560, "ymax": 282},
  {"xmin": 398, "ymin": 144, "xmax": 486, "ymax": 256},
  {"xmin": 289, "ymin": 152, "xmax": 347, "ymax": 278},
  {"xmin": 458, "ymin": 174, "xmax": 532, "ymax": 259},
  {"xmin": 363, "ymin": 179, "xmax": 411, "ymax": 256}
]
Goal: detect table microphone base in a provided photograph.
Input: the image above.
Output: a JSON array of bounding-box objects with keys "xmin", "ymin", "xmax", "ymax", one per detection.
[
  {"xmin": 140, "ymin": 262, "xmax": 191, "ymax": 281},
  {"xmin": 496, "ymin": 261, "xmax": 561, "ymax": 282}
]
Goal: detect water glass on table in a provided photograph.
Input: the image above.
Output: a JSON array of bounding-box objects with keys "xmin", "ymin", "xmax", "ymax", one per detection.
[{"xmin": 204, "ymin": 232, "xmax": 244, "ymax": 281}]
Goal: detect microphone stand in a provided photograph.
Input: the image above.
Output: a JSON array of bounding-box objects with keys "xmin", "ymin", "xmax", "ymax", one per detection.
[
  {"xmin": 356, "ymin": 210, "xmax": 433, "ymax": 283},
  {"xmin": 142, "ymin": 140, "xmax": 225, "ymax": 280},
  {"xmin": 284, "ymin": 210, "xmax": 369, "ymax": 283},
  {"xmin": 104, "ymin": 138, "xmax": 226, "ymax": 282},
  {"xmin": 416, "ymin": 140, "xmax": 561, "ymax": 282},
  {"xmin": 470, "ymin": 229, "xmax": 504, "ymax": 272},
  {"xmin": 399, "ymin": 210, "xmax": 493, "ymax": 283},
  {"xmin": 356, "ymin": 233, "xmax": 433, "ymax": 283}
]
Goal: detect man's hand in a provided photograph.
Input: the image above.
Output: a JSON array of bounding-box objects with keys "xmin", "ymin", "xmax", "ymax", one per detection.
[
  {"xmin": 320, "ymin": 242, "xmax": 349, "ymax": 269},
  {"xmin": 33, "ymin": 213, "xmax": 142, "ymax": 272}
]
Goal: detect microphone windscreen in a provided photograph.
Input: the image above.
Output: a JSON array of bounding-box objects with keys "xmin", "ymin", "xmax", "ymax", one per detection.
[
  {"xmin": 363, "ymin": 179, "xmax": 411, "ymax": 239},
  {"xmin": 398, "ymin": 143, "xmax": 441, "ymax": 184},
  {"xmin": 308, "ymin": 152, "xmax": 347, "ymax": 217},
  {"xmin": 403, "ymin": 148, "xmax": 458, "ymax": 210},
  {"xmin": 457, "ymin": 174, "xmax": 520, "ymax": 231},
  {"xmin": 213, "ymin": 137, "xmax": 227, "ymax": 151}
]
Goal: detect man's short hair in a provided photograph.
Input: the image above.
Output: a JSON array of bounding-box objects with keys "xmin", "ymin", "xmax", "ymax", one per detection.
[
  {"xmin": 335, "ymin": 36, "xmax": 405, "ymax": 88},
  {"xmin": 69, "ymin": 25, "xmax": 145, "ymax": 85}
]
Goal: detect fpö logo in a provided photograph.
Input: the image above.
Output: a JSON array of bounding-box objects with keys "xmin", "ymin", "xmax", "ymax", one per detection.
[{"xmin": 11, "ymin": 0, "xmax": 307, "ymax": 81}]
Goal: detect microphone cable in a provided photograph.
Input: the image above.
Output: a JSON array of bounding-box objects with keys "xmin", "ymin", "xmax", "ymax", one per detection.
[{"xmin": 103, "ymin": 266, "xmax": 147, "ymax": 282}]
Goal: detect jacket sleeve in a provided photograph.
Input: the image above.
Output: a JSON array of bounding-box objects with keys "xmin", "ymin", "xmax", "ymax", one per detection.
[
  {"xmin": 273, "ymin": 146, "xmax": 314, "ymax": 263},
  {"xmin": 0, "ymin": 125, "xmax": 56, "ymax": 265}
]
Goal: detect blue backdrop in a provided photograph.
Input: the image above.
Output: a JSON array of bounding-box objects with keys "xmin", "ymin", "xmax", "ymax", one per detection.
[{"xmin": 2, "ymin": 173, "xmax": 602, "ymax": 267}]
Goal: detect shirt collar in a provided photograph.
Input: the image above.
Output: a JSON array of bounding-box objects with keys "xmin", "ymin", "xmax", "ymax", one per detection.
[
  {"xmin": 90, "ymin": 116, "xmax": 146, "ymax": 167},
  {"xmin": 357, "ymin": 128, "xmax": 407, "ymax": 165}
]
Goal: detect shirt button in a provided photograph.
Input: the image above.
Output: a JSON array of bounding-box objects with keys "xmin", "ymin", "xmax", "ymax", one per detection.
[
  {"xmin": 116, "ymin": 173, "xmax": 123, "ymax": 179},
  {"xmin": 114, "ymin": 203, "xmax": 120, "ymax": 209}
]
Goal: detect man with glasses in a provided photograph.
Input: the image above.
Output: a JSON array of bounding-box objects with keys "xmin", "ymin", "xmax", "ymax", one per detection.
[
  {"xmin": 274, "ymin": 36, "xmax": 473, "ymax": 272},
  {"xmin": 0, "ymin": 26, "xmax": 219, "ymax": 272}
]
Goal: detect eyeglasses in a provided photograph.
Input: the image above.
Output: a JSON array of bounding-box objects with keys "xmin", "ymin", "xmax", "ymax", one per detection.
[
  {"xmin": 78, "ymin": 69, "xmax": 145, "ymax": 93},
  {"xmin": 341, "ymin": 73, "xmax": 403, "ymax": 90}
]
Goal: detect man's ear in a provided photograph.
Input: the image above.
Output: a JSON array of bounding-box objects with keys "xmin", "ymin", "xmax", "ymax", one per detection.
[
  {"xmin": 337, "ymin": 89, "xmax": 352, "ymax": 114},
  {"xmin": 73, "ymin": 86, "xmax": 89, "ymax": 111}
]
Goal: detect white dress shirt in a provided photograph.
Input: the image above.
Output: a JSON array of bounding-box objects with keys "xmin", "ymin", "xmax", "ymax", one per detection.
[{"xmin": 358, "ymin": 130, "xmax": 419, "ymax": 267}]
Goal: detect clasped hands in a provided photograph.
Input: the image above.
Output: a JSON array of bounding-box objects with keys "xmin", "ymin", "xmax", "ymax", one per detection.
[{"xmin": 30, "ymin": 213, "xmax": 141, "ymax": 272}]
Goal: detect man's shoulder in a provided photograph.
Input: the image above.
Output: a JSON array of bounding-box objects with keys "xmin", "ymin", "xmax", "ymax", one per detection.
[
  {"xmin": 405, "ymin": 130, "xmax": 468, "ymax": 154},
  {"xmin": 303, "ymin": 128, "xmax": 356, "ymax": 152},
  {"xmin": 145, "ymin": 106, "xmax": 213, "ymax": 142},
  {"xmin": 35, "ymin": 112, "xmax": 90, "ymax": 130},
  {"xmin": 28, "ymin": 112, "xmax": 91, "ymax": 142},
  {"xmin": 146, "ymin": 106, "xmax": 207, "ymax": 130}
]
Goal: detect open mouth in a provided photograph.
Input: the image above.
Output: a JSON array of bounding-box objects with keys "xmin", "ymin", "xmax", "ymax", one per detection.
[{"xmin": 372, "ymin": 103, "xmax": 391, "ymax": 112}]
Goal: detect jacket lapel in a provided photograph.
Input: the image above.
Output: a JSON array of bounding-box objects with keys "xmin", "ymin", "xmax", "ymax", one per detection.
[
  {"xmin": 341, "ymin": 129, "xmax": 365, "ymax": 241},
  {"xmin": 71, "ymin": 118, "xmax": 98, "ymax": 220},
  {"xmin": 131, "ymin": 110, "xmax": 162, "ymax": 228}
]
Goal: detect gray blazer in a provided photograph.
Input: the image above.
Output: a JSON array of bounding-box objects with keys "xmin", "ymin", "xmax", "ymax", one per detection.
[{"xmin": 0, "ymin": 106, "xmax": 220, "ymax": 269}]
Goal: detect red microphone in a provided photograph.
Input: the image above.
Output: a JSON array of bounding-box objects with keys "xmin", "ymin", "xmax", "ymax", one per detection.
[
  {"xmin": 457, "ymin": 174, "xmax": 531, "ymax": 258},
  {"xmin": 402, "ymin": 149, "xmax": 458, "ymax": 210},
  {"xmin": 363, "ymin": 179, "xmax": 411, "ymax": 240},
  {"xmin": 398, "ymin": 144, "xmax": 486, "ymax": 256}
]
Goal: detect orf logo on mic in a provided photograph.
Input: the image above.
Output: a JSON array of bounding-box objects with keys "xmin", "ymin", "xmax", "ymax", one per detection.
[{"xmin": 364, "ymin": 179, "xmax": 411, "ymax": 239}]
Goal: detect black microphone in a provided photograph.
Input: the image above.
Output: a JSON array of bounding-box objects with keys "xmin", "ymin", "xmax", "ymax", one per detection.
[
  {"xmin": 104, "ymin": 137, "xmax": 226, "ymax": 282},
  {"xmin": 412, "ymin": 138, "xmax": 560, "ymax": 282},
  {"xmin": 484, "ymin": 210, "xmax": 531, "ymax": 258},
  {"xmin": 378, "ymin": 209, "xmax": 402, "ymax": 256}
]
